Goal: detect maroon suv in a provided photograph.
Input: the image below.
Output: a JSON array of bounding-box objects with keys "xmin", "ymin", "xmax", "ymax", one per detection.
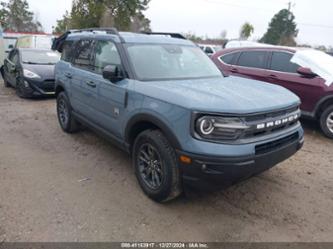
[{"xmin": 212, "ymin": 46, "xmax": 333, "ymax": 138}]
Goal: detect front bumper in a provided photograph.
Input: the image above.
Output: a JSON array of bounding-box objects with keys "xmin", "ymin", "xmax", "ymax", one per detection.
[
  {"xmin": 177, "ymin": 131, "xmax": 304, "ymax": 191},
  {"xmin": 25, "ymin": 78, "xmax": 55, "ymax": 96}
]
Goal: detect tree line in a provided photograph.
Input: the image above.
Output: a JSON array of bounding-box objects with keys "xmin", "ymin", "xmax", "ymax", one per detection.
[{"xmin": 0, "ymin": 1, "xmax": 329, "ymax": 50}]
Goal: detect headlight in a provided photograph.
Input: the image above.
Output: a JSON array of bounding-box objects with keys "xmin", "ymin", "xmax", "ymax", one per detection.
[
  {"xmin": 23, "ymin": 69, "xmax": 41, "ymax": 79},
  {"xmin": 195, "ymin": 116, "xmax": 249, "ymax": 140}
]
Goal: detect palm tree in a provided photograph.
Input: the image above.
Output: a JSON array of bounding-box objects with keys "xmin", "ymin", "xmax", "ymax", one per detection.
[{"xmin": 240, "ymin": 22, "xmax": 254, "ymax": 40}]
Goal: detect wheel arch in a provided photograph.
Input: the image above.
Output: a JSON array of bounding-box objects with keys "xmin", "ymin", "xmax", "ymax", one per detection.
[
  {"xmin": 314, "ymin": 95, "xmax": 333, "ymax": 118},
  {"xmin": 125, "ymin": 113, "xmax": 182, "ymax": 152}
]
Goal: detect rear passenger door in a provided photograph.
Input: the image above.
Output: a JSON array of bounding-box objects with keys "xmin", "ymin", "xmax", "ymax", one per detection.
[
  {"xmin": 71, "ymin": 39, "xmax": 96, "ymax": 119},
  {"xmin": 232, "ymin": 50, "xmax": 269, "ymax": 82},
  {"xmin": 90, "ymin": 40, "xmax": 127, "ymax": 138}
]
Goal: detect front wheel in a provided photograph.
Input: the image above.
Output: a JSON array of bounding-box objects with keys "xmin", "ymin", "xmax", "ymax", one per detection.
[
  {"xmin": 56, "ymin": 92, "xmax": 80, "ymax": 133},
  {"xmin": 133, "ymin": 130, "xmax": 182, "ymax": 202},
  {"xmin": 320, "ymin": 105, "xmax": 333, "ymax": 139}
]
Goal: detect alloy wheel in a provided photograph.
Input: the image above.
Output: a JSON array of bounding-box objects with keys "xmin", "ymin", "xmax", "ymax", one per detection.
[{"xmin": 137, "ymin": 143, "xmax": 164, "ymax": 190}]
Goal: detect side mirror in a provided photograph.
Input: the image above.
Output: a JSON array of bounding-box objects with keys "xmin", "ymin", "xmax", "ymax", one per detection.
[
  {"xmin": 9, "ymin": 64, "xmax": 17, "ymax": 73},
  {"xmin": 102, "ymin": 65, "xmax": 124, "ymax": 83},
  {"xmin": 8, "ymin": 44, "xmax": 14, "ymax": 50},
  {"xmin": 297, "ymin": 67, "xmax": 317, "ymax": 78}
]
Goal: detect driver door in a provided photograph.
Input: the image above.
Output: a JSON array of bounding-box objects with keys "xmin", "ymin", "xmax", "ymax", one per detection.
[{"xmin": 4, "ymin": 49, "xmax": 19, "ymax": 86}]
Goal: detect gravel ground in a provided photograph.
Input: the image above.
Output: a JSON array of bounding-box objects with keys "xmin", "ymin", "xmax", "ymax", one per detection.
[{"xmin": 0, "ymin": 81, "xmax": 332, "ymax": 242}]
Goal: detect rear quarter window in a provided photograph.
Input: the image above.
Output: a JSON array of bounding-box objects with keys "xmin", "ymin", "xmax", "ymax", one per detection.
[{"xmin": 219, "ymin": 52, "xmax": 239, "ymax": 65}]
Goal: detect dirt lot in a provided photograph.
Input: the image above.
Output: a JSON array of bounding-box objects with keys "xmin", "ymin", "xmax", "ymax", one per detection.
[{"xmin": 0, "ymin": 81, "xmax": 332, "ymax": 242}]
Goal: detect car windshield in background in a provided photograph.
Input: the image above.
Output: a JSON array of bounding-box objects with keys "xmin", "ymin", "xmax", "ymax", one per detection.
[
  {"xmin": 126, "ymin": 44, "xmax": 222, "ymax": 80},
  {"xmin": 22, "ymin": 50, "xmax": 60, "ymax": 65}
]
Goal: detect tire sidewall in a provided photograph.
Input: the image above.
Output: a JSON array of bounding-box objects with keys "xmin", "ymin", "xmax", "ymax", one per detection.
[
  {"xmin": 57, "ymin": 92, "xmax": 71, "ymax": 131},
  {"xmin": 320, "ymin": 105, "xmax": 333, "ymax": 139},
  {"xmin": 133, "ymin": 130, "xmax": 178, "ymax": 202}
]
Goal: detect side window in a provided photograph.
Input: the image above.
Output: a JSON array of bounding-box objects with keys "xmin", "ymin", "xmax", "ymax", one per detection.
[
  {"xmin": 220, "ymin": 52, "xmax": 239, "ymax": 65},
  {"xmin": 61, "ymin": 41, "xmax": 74, "ymax": 62},
  {"xmin": 73, "ymin": 40, "xmax": 94, "ymax": 70},
  {"xmin": 93, "ymin": 40, "xmax": 121, "ymax": 74},
  {"xmin": 270, "ymin": 52, "xmax": 299, "ymax": 73},
  {"xmin": 237, "ymin": 51, "xmax": 267, "ymax": 69}
]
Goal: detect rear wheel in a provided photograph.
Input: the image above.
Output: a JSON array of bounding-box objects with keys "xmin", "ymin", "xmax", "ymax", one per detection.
[
  {"xmin": 133, "ymin": 129, "xmax": 182, "ymax": 202},
  {"xmin": 319, "ymin": 105, "xmax": 333, "ymax": 139},
  {"xmin": 56, "ymin": 91, "xmax": 80, "ymax": 133}
]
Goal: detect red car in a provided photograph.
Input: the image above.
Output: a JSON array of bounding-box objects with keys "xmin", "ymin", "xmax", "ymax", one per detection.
[{"xmin": 212, "ymin": 46, "xmax": 333, "ymax": 138}]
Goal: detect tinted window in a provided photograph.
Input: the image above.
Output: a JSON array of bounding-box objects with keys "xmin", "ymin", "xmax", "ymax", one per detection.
[
  {"xmin": 220, "ymin": 52, "xmax": 239, "ymax": 65},
  {"xmin": 61, "ymin": 41, "xmax": 74, "ymax": 62},
  {"xmin": 73, "ymin": 40, "xmax": 94, "ymax": 70},
  {"xmin": 270, "ymin": 52, "xmax": 299, "ymax": 73},
  {"xmin": 238, "ymin": 51, "xmax": 267, "ymax": 69},
  {"xmin": 93, "ymin": 40, "xmax": 121, "ymax": 74}
]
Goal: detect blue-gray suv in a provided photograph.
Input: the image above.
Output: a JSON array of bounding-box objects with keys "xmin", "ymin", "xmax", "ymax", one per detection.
[{"xmin": 52, "ymin": 28, "xmax": 304, "ymax": 202}]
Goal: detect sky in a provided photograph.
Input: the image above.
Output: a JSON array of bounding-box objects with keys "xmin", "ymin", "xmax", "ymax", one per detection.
[{"xmin": 26, "ymin": 0, "xmax": 333, "ymax": 47}]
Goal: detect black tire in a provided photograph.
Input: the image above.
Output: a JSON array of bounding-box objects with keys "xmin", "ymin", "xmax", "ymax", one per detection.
[
  {"xmin": 56, "ymin": 91, "xmax": 80, "ymax": 133},
  {"xmin": 132, "ymin": 129, "xmax": 182, "ymax": 202},
  {"xmin": 2, "ymin": 72, "xmax": 11, "ymax": 88},
  {"xmin": 319, "ymin": 105, "xmax": 333, "ymax": 139},
  {"xmin": 16, "ymin": 77, "xmax": 33, "ymax": 98}
]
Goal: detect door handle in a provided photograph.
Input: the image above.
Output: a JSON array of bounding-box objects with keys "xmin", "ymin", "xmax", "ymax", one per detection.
[
  {"xmin": 64, "ymin": 72, "xmax": 72, "ymax": 79},
  {"xmin": 86, "ymin": 80, "xmax": 96, "ymax": 88},
  {"xmin": 269, "ymin": 74, "xmax": 278, "ymax": 79}
]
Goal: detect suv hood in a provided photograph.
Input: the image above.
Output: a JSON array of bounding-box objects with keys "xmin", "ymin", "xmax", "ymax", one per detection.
[{"xmin": 134, "ymin": 76, "xmax": 300, "ymax": 114}]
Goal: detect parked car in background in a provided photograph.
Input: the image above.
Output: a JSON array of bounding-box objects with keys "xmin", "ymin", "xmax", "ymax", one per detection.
[
  {"xmin": 3, "ymin": 48, "xmax": 60, "ymax": 97},
  {"xmin": 15, "ymin": 35, "xmax": 54, "ymax": 50},
  {"xmin": 52, "ymin": 29, "xmax": 303, "ymax": 202},
  {"xmin": 212, "ymin": 46, "xmax": 333, "ymax": 138},
  {"xmin": 198, "ymin": 44, "xmax": 223, "ymax": 56},
  {"xmin": 224, "ymin": 40, "xmax": 271, "ymax": 49}
]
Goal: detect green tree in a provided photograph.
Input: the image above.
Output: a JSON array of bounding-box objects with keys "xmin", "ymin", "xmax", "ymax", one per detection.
[
  {"xmin": 260, "ymin": 9, "xmax": 298, "ymax": 46},
  {"xmin": 54, "ymin": 0, "xmax": 151, "ymax": 33},
  {"xmin": 239, "ymin": 22, "xmax": 254, "ymax": 40},
  {"xmin": 54, "ymin": 11, "xmax": 71, "ymax": 33},
  {"xmin": 0, "ymin": 0, "xmax": 43, "ymax": 32}
]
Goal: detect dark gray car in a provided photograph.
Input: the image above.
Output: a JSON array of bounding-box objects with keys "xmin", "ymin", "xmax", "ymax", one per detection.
[{"xmin": 3, "ymin": 48, "xmax": 60, "ymax": 98}]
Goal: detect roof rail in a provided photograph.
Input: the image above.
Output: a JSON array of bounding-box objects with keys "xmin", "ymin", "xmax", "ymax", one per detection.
[
  {"xmin": 52, "ymin": 27, "xmax": 124, "ymax": 52},
  {"xmin": 142, "ymin": 32, "xmax": 187, "ymax": 40},
  {"xmin": 71, "ymin": 27, "xmax": 120, "ymax": 36}
]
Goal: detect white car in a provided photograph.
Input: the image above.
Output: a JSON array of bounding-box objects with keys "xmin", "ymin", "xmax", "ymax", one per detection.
[{"xmin": 198, "ymin": 44, "xmax": 223, "ymax": 56}]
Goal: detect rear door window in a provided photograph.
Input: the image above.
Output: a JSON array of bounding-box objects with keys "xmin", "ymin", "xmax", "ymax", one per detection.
[
  {"xmin": 270, "ymin": 51, "xmax": 299, "ymax": 73},
  {"xmin": 61, "ymin": 41, "xmax": 74, "ymax": 62},
  {"xmin": 73, "ymin": 40, "xmax": 94, "ymax": 70},
  {"xmin": 237, "ymin": 51, "xmax": 267, "ymax": 69}
]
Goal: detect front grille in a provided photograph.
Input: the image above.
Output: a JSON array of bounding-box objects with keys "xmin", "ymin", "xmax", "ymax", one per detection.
[
  {"xmin": 42, "ymin": 80, "xmax": 55, "ymax": 92},
  {"xmin": 255, "ymin": 132, "xmax": 299, "ymax": 155},
  {"xmin": 242, "ymin": 106, "xmax": 300, "ymax": 139}
]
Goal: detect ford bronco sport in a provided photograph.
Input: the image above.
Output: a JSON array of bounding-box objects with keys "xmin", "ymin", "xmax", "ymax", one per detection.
[{"xmin": 52, "ymin": 28, "xmax": 304, "ymax": 202}]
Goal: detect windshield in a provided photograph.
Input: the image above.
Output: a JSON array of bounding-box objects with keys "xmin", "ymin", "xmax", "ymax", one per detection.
[
  {"xmin": 126, "ymin": 44, "xmax": 222, "ymax": 80},
  {"xmin": 291, "ymin": 49, "xmax": 333, "ymax": 86},
  {"xmin": 21, "ymin": 50, "xmax": 60, "ymax": 65}
]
